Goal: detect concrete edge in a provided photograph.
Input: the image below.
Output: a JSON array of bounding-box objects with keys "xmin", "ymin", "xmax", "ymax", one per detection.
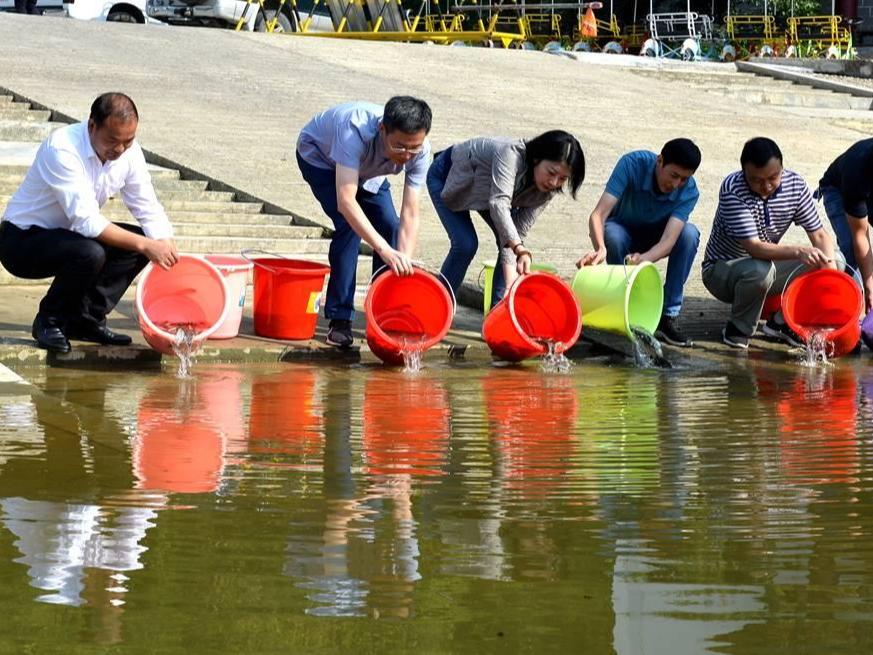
[
  {"xmin": 735, "ymin": 61, "xmax": 873, "ymax": 100},
  {"xmin": 749, "ymin": 57, "xmax": 873, "ymax": 79}
]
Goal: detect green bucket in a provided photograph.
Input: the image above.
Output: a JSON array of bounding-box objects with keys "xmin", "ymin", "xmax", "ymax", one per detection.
[
  {"xmin": 480, "ymin": 259, "xmax": 559, "ymax": 316},
  {"xmin": 570, "ymin": 262, "xmax": 663, "ymax": 338}
]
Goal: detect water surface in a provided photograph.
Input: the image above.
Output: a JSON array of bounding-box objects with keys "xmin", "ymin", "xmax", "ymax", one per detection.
[{"xmin": 1, "ymin": 359, "xmax": 871, "ymax": 653}]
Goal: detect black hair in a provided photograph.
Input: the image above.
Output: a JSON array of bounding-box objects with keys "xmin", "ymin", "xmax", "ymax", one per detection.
[
  {"xmin": 382, "ymin": 96, "xmax": 432, "ymax": 135},
  {"xmin": 661, "ymin": 138, "xmax": 701, "ymax": 171},
  {"xmin": 90, "ymin": 92, "xmax": 139, "ymax": 127},
  {"xmin": 524, "ymin": 130, "xmax": 585, "ymax": 198},
  {"xmin": 741, "ymin": 137, "xmax": 783, "ymax": 168}
]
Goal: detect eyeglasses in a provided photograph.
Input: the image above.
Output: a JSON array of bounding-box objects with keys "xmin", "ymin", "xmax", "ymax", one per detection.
[{"xmin": 385, "ymin": 139, "xmax": 425, "ymax": 155}]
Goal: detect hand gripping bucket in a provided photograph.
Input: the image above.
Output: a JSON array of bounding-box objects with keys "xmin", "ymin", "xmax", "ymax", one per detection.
[
  {"xmin": 482, "ymin": 271, "xmax": 582, "ymax": 362},
  {"xmin": 204, "ymin": 255, "xmax": 253, "ymax": 339},
  {"xmin": 570, "ymin": 262, "xmax": 663, "ymax": 338},
  {"xmin": 244, "ymin": 251, "xmax": 330, "ymax": 340},
  {"xmin": 480, "ymin": 259, "xmax": 559, "ymax": 316},
  {"xmin": 136, "ymin": 254, "xmax": 230, "ymax": 356},
  {"xmin": 783, "ymin": 268, "xmax": 863, "ymax": 358},
  {"xmin": 364, "ymin": 266, "xmax": 456, "ymax": 365}
]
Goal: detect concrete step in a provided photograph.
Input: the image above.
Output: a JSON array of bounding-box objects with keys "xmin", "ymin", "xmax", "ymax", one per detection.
[
  {"xmin": 0, "ymin": 164, "xmax": 181, "ymax": 180},
  {"xmin": 0, "ymin": 174, "xmax": 208, "ymax": 192},
  {"xmin": 0, "ymin": 107, "xmax": 51, "ymax": 122},
  {"xmin": 172, "ymin": 223, "xmax": 324, "ymax": 239},
  {"xmin": 711, "ymin": 88, "xmax": 873, "ymax": 110},
  {"xmin": 0, "ymin": 197, "xmax": 263, "ymax": 213},
  {"xmin": 0, "ymin": 96, "xmax": 14, "ymax": 104},
  {"xmin": 172, "ymin": 236, "xmax": 331, "ymax": 255},
  {"xmin": 0, "ymin": 185, "xmax": 232, "ymax": 203},
  {"xmin": 103, "ymin": 210, "xmax": 297, "ymax": 226},
  {"xmin": 0, "ymin": 121, "xmax": 65, "ymax": 141}
]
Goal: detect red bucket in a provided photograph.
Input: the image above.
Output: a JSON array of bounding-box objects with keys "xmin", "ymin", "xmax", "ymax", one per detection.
[
  {"xmin": 364, "ymin": 268, "xmax": 455, "ymax": 365},
  {"xmin": 251, "ymin": 258, "xmax": 330, "ymax": 340},
  {"xmin": 482, "ymin": 272, "xmax": 582, "ymax": 362},
  {"xmin": 761, "ymin": 293, "xmax": 781, "ymax": 320},
  {"xmin": 783, "ymin": 269, "xmax": 862, "ymax": 358}
]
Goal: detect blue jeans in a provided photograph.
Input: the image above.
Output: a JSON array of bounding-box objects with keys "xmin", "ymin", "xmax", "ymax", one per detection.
[
  {"xmin": 427, "ymin": 148, "xmax": 507, "ymax": 308},
  {"xmin": 296, "ymin": 151, "xmax": 398, "ymax": 321},
  {"xmin": 604, "ymin": 219, "xmax": 700, "ymax": 317},
  {"xmin": 820, "ymin": 185, "xmax": 858, "ymax": 272}
]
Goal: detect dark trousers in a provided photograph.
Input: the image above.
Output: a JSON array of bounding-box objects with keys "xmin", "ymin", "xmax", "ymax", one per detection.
[
  {"xmin": 15, "ymin": 0, "xmax": 40, "ymax": 14},
  {"xmin": 296, "ymin": 151, "xmax": 399, "ymax": 321},
  {"xmin": 0, "ymin": 222, "xmax": 149, "ymax": 328}
]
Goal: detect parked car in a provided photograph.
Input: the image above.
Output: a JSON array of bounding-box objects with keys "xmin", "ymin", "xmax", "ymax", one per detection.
[
  {"xmin": 64, "ymin": 0, "xmax": 153, "ymax": 23},
  {"xmin": 1, "ymin": 0, "xmax": 152, "ymax": 21},
  {"xmin": 146, "ymin": 0, "xmax": 331, "ymax": 32}
]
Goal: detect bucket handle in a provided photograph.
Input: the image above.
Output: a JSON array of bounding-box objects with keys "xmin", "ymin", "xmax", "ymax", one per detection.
[
  {"xmin": 240, "ymin": 248, "xmax": 291, "ymax": 274},
  {"xmin": 779, "ymin": 261, "xmax": 865, "ymax": 322},
  {"xmin": 367, "ymin": 262, "xmax": 457, "ymax": 316}
]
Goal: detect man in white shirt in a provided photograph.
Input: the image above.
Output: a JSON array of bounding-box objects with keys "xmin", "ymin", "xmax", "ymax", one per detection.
[{"xmin": 0, "ymin": 92, "xmax": 178, "ymax": 353}]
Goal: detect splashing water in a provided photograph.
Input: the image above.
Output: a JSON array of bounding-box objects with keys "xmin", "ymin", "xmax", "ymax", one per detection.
[
  {"xmin": 394, "ymin": 334, "xmax": 428, "ymax": 375},
  {"xmin": 630, "ymin": 326, "xmax": 672, "ymax": 369},
  {"xmin": 796, "ymin": 328, "xmax": 836, "ymax": 368},
  {"xmin": 159, "ymin": 323, "xmax": 203, "ymax": 378},
  {"xmin": 538, "ymin": 339, "xmax": 572, "ymax": 374}
]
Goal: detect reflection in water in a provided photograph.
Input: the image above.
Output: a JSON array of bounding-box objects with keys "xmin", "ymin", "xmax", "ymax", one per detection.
[
  {"xmin": 2, "ymin": 362, "xmax": 873, "ymax": 652},
  {"xmin": 284, "ymin": 370, "xmax": 451, "ymax": 619},
  {"xmin": 134, "ymin": 370, "xmax": 247, "ymax": 493},
  {"xmin": 776, "ymin": 367, "xmax": 859, "ymax": 486},
  {"xmin": 0, "ymin": 497, "xmax": 160, "ymax": 608}
]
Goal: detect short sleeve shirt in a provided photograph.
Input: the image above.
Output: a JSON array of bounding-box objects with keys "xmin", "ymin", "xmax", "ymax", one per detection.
[
  {"xmin": 605, "ymin": 150, "xmax": 699, "ymax": 226},
  {"xmin": 820, "ymin": 137, "xmax": 873, "ymax": 219},
  {"xmin": 296, "ymin": 101, "xmax": 431, "ymax": 194},
  {"xmin": 703, "ymin": 169, "xmax": 822, "ymax": 271}
]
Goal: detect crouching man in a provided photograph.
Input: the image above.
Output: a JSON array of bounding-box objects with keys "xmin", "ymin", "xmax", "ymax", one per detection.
[
  {"xmin": 702, "ymin": 137, "xmax": 838, "ymax": 349},
  {"xmin": 0, "ymin": 92, "xmax": 178, "ymax": 353}
]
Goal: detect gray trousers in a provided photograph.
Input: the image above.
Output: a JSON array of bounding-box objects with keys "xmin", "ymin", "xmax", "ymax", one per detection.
[{"xmin": 702, "ymin": 254, "xmax": 847, "ymax": 336}]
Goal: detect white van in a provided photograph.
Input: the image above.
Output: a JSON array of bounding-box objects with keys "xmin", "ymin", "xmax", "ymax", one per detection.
[
  {"xmin": 64, "ymin": 0, "xmax": 153, "ymax": 23},
  {"xmin": 0, "ymin": 0, "xmax": 152, "ymax": 22}
]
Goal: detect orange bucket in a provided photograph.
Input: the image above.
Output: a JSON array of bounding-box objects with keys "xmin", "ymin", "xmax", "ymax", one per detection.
[
  {"xmin": 135, "ymin": 254, "xmax": 229, "ymax": 355},
  {"xmin": 364, "ymin": 268, "xmax": 455, "ymax": 365},
  {"xmin": 482, "ymin": 272, "xmax": 582, "ymax": 362},
  {"xmin": 783, "ymin": 269, "xmax": 862, "ymax": 358},
  {"xmin": 248, "ymin": 255, "xmax": 330, "ymax": 340}
]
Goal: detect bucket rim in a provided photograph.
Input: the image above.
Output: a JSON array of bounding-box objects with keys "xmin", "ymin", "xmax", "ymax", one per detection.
[
  {"xmin": 364, "ymin": 268, "xmax": 455, "ymax": 354},
  {"xmin": 203, "ymin": 255, "xmax": 254, "ymax": 272},
  {"xmin": 782, "ymin": 268, "xmax": 864, "ymax": 340},
  {"xmin": 507, "ymin": 271, "xmax": 583, "ymax": 353},
  {"xmin": 136, "ymin": 253, "xmax": 231, "ymax": 344}
]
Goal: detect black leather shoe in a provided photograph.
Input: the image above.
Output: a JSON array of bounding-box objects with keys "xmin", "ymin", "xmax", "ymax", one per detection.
[
  {"xmin": 31, "ymin": 316, "xmax": 71, "ymax": 354},
  {"xmin": 66, "ymin": 323, "xmax": 133, "ymax": 346}
]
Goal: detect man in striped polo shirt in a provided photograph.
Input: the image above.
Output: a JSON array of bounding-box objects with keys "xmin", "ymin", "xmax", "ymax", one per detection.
[{"xmin": 702, "ymin": 137, "xmax": 838, "ymax": 349}]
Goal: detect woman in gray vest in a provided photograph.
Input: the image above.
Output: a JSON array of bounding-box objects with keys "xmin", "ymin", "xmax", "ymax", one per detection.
[{"xmin": 427, "ymin": 130, "xmax": 585, "ymax": 306}]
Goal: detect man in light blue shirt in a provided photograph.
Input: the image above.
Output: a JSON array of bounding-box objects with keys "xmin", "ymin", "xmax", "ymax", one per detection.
[
  {"xmin": 577, "ymin": 139, "xmax": 701, "ymax": 346},
  {"xmin": 296, "ymin": 97, "xmax": 432, "ymax": 348}
]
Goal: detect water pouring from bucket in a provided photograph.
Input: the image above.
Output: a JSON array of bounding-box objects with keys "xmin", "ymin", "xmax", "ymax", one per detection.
[
  {"xmin": 136, "ymin": 255, "xmax": 230, "ymax": 376},
  {"xmin": 364, "ymin": 265, "xmax": 456, "ymax": 368},
  {"xmin": 782, "ymin": 267, "xmax": 864, "ymax": 361},
  {"xmin": 482, "ymin": 272, "xmax": 582, "ymax": 363}
]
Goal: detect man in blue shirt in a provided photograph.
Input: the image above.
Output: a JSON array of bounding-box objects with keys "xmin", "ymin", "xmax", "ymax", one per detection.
[
  {"xmin": 577, "ymin": 138, "xmax": 702, "ymax": 346},
  {"xmin": 296, "ymin": 96, "xmax": 432, "ymax": 348}
]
